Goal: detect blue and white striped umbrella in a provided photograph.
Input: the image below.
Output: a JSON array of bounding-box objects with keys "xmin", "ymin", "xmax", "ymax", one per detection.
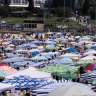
[{"xmin": 3, "ymin": 76, "xmax": 52, "ymax": 90}]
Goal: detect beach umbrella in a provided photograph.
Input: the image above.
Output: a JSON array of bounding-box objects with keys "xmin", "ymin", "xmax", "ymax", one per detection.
[
  {"xmin": 6, "ymin": 53, "xmax": 18, "ymax": 58},
  {"xmin": 85, "ymin": 44, "xmax": 93, "ymax": 49},
  {"xmin": 59, "ymin": 53, "xmax": 80, "ymax": 59},
  {"xmin": 65, "ymin": 48, "xmax": 77, "ymax": 52},
  {"xmin": 32, "ymin": 40, "xmax": 42, "ymax": 44},
  {"xmin": 93, "ymin": 38, "xmax": 96, "ymax": 42},
  {"xmin": 47, "ymin": 83, "xmax": 96, "ymax": 96},
  {"xmin": 5, "ymin": 67, "xmax": 51, "ymax": 79},
  {"xmin": 0, "ymin": 70, "xmax": 7, "ymax": 77},
  {"xmin": 2, "ymin": 42, "xmax": 10, "ymax": 45},
  {"xmin": 8, "ymin": 44, "xmax": 15, "ymax": 47},
  {"xmin": 55, "ymin": 58, "xmax": 74, "ymax": 65},
  {"xmin": 3, "ymin": 76, "xmax": 52, "ymax": 90},
  {"xmin": 31, "ymin": 56, "xmax": 48, "ymax": 61},
  {"xmin": 77, "ymin": 60, "xmax": 96, "ymax": 65},
  {"xmin": 80, "ymin": 71, "xmax": 96, "ymax": 84},
  {"xmin": 60, "ymin": 39, "xmax": 68, "ymax": 43},
  {"xmin": 12, "ymin": 61, "xmax": 34, "ymax": 67},
  {"xmin": 57, "ymin": 44, "xmax": 65, "ymax": 47},
  {"xmin": 5, "ymin": 47, "xmax": 14, "ymax": 51},
  {"xmin": 80, "ymin": 56, "xmax": 96, "ymax": 60},
  {"xmin": 85, "ymin": 63, "xmax": 96, "ymax": 71},
  {"xmin": 84, "ymin": 50, "xmax": 96, "ymax": 56},
  {"xmin": 16, "ymin": 49, "xmax": 28, "ymax": 53},
  {"xmin": 0, "ymin": 63, "xmax": 7, "ymax": 66},
  {"xmin": 31, "ymin": 51, "xmax": 39, "ymax": 56},
  {"xmin": 28, "ymin": 44, "xmax": 37, "ymax": 48},
  {"xmin": 79, "ymin": 37, "xmax": 90, "ymax": 41},
  {"xmin": 10, "ymin": 62, "xmax": 27, "ymax": 68},
  {"xmin": 46, "ymin": 45, "xmax": 56, "ymax": 50},
  {"xmin": 0, "ymin": 65, "xmax": 17, "ymax": 75},
  {"xmin": 1, "ymin": 57, "xmax": 26, "ymax": 63},
  {"xmin": 75, "ymin": 36, "xmax": 80, "ymax": 39},
  {"xmin": 48, "ymin": 36, "xmax": 56, "ymax": 39},
  {"xmin": 44, "ymin": 41, "xmax": 56, "ymax": 44},
  {"xmin": 91, "ymin": 46, "xmax": 96, "ymax": 50},
  {"xmin": 0, "ymin": 49, "xmax": 3, "ymax": 53}
]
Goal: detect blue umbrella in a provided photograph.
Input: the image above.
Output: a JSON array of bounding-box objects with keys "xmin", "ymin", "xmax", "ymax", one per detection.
[
  {"xmin": 79, "ymin": 37, "xmax": 90, "ymax": 41},
  {"xmin": 55, "ymin": 58, "xmax": 74, "ymax": 65},
  {"xmin": 31, "ymin": 51, "xmax": 39, "ymax": 56},
  {"xmin": 66, "ymin": 47, "xmax": 77, "ymax": 52},
  {"xmin": 48, "ymin": 36, "xmax": 56, "ymax": 39},
  {"xmin": 3, "ymin": 76, "xmax": 51, "ymax": 90},
  {"xmin": 0, "ymin": 49, "xmax": 3, "ymax": 52},
  {"xmin": 90, "ymin": 46, "xmax": 96, "ymax": 50}
]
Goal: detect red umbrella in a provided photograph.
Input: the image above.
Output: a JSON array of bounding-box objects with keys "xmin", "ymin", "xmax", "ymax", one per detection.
[
  {"xmin": 86, "ymin": 63, "xmax": 96, "ymax": 71},
  {"xmin": 0, "ymin": 63, "xmax": 7, "ymax": 66}
]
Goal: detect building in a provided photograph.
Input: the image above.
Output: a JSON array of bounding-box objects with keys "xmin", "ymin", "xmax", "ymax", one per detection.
[
  {"xmin": 22, "ymin": 18, "xmax": 44, "ymax": 32},
  {"xmin": 34, "ymin": 0, "xmax": 46, "ymax": 8},
  {"xmin": 9, "ymin": 0, "xmax": 29, "ymax": 7},
  {"xmin": 9, "ymin": 0, "xmax": 46, "ymax": 8}
]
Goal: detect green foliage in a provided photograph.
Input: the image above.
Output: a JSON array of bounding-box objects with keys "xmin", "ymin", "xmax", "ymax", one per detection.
[
  {"xmin": 27, "ymin": 0, "xmax": 34, "ymax": 11},
  {"xmin": 91, "ymin": 20, "xmax": 96, "ymax": 25},
  {"xmin": 0, "ymin": 6, "xmax": 11, "ymax": 17},
  {"xmin": 0, "ymin": 17, "xmax": 23, "ymax": 23},
  {"xmin": 88, "ymin": 7, "xmax": 96, "ymax": 20},
  {"xmin": 81, "ymin": 0, "xmax": 90, "ymax": 15},
  {"xmin": 0, "ymin": 76, "xmax": 4, "ymax": 79},
  {"xmin": 50, "ymin": 7, "xmax": 72, "ymax": 17}
]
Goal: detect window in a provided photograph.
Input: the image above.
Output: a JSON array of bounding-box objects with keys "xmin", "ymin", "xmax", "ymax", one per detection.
[
  {"xmin": 32, "ymin": 24, "xmax": 37, "ymax": 28},
  {"xmin": 29, "ymin": 24, "xmax": 31, "ymax": 28}
]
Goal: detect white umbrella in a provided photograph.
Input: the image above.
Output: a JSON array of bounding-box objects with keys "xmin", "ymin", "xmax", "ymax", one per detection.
[
  {"xmin": 0, "ymin": 83, "xmax": 14, "ymax": 92},
  {"xmin": 8, "ymin": 44, "xmax": 15, "ymax": 47},
  {"xmin": 5, "ymin": 47, "xmax": 14, "ymax": 51},
  {"xmin": 84, "ymin": 50, "xmax": 96, "ymax": 56},
  {"xmin": 80, "ymin": 56, "xmax": 96, "ymax": 60},
  {"xmin": 28, "ymin": 49, "xmax": 40, "ymax": 52},
  {"xmin": 6, "ymin": 67, "xmax": 51, "ymax": 79},
  {"xmin": 1, "ymin": 57, "xmax": 26, "ymax": 63},
  {"xmin": 48, "ymin": 83, "xmax": 96, "ymax": 96},
  {"xmin": 59, "ymin": 53, "xmax": 81, "ymax": 59},
  {"xmin": 16, "ymin": 49, "xmax": 28, "ymax": 53}
]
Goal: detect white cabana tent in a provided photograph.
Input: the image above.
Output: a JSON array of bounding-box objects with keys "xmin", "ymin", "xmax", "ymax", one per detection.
[{"xmin": 6, "ymin": 67, "xmax": 51, "ymax": 79}]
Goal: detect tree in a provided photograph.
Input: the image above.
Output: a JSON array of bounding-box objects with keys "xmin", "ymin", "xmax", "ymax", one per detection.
[
  {"xmin": 0, "ymin": 6, "xmax": 11, "ymax": 17},
  {"xmin": 27, "ymin": 0, "xmax": 34, "ymax": 11},
  {"xmin": 4, "ymin": 0, "xmax": 9, "ymax": 5},
  {"xmin": 50, "ymin": 7, "xmax": 72, "ymax": 17},
  {"xmin": 81, "ymin": 0, "xmax": 90, "ymax": 15},
  {"xmin": 88, "ymin": 7, "xmax": 95, "ymax": 20}
]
